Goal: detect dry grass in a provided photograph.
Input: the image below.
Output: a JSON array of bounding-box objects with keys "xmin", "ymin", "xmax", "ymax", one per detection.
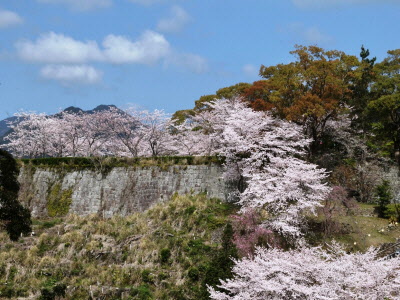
[{"xmin": 0, "ymin": 193, "xmax": 236, "ymax": 299}]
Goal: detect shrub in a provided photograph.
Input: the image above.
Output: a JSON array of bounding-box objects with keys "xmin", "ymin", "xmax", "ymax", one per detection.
[
  {"xmin": 39, "ymin": 288, "xmax": 54, "ymax": 300},
  {"xmin": 159, "ymin": 248, "xmax": 171, "ymax": 264},
  {"xmin": 0, "ymin": 285, "xmax": 15, "ymax": 298},
  {"xmin": 157, "ymin": 272, "xmax": 169, "ymax": 281},
  {"xmin": 141, "ymin": 269, "xmax": 154, "ymax": 284},
  {"xmin": 375, "ymin": 180, "xmax": 392, "ymax": 218},
  {"xmin": 188, "ymin": 267, "xmax": 200, "ymax": 281},
  {"xmin": 130, "ymin": 285, "xmax": 153, "ymax": 300},
  {"xmin": 231, "ymin": 210, "xmax": 277, "ymax": 257}
]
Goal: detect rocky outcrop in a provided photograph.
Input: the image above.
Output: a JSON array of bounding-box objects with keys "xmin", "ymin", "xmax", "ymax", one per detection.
[{"xmin": 18, "ymin": 164, "xmax": 234, "ymax": 218}]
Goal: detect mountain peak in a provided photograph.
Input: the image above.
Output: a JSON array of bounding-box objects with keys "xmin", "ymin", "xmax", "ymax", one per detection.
[
  {"xmin": 63, "ymin": 106, "xmax": 84, "ymax": 114},
  {"xmin": 91, "ymin": 104, "xmax": 117, "ymax": 113}
]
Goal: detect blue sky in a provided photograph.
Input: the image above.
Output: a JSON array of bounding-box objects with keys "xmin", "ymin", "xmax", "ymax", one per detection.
[{"xmin": 0, "ymin": 0, "xmax": 399, "ymax": 119}]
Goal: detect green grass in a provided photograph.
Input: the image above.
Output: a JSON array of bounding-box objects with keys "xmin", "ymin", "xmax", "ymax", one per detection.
[
  {"xmin": 307, "ymin": 202, "xmax": 400, "ymax": 252},
  {"xmin": 18, "ymin": 156, "xmax": 224, "ymax": 172}
]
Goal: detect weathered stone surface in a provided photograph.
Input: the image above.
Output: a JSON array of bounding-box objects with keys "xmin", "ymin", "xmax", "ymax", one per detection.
[{"xmin": 18, "ymin": 164, "xmax": 233, "ymax": 217}]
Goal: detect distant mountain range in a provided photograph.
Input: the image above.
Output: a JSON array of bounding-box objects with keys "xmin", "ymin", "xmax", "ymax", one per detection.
[
  {"xmin": 0, "ymin": 116, "xmax": 18, "ymax": 138},
  {"xmin": 0, "ymin": 105, "xmax": 118, "ymax": 143},
  {"xmin": 61, "ymin": 104, "xmax": 118, "ymax": 115}
]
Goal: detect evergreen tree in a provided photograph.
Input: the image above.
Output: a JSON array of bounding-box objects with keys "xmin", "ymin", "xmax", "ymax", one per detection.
[
  {"xmin": 198, "ymin": 223, "xmax": 238, "ymax": 299},
  {"xmin": 375, "ymin": 180, "xmax": 392, "ymax": 218},
  {"xmin": 0, "ymin": 149, "xmax": 31, "ymax": 241},
  {"xmin": 350, "ymin": 45, "xmax": 376, "ymax": 132}
]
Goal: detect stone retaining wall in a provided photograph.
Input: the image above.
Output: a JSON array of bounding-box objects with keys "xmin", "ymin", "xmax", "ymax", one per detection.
[{"xmin": 18, "ymin": 164, "xmax": 234, "ymax": 218}]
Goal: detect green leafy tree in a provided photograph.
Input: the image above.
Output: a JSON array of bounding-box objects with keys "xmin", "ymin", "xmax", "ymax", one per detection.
[
  {"xmin": 172, "ymin": 83, "xmax": 251, "ymax": 124},
  {"xmin": 0, "ymin": 149, "xmax": 31, "ymax": 241},
  {"xmin": 215, "ymin": 83, "xmax": 251, "ymax": 100},
  {"xmin": 197, "ymin": 223, "xmax": 238, "ymax": 299},
  {"xmin": 375, "ymin": 180, "xmax": 392, "ymax": 218},
  {"xmin": 367, "ymin": 49, "xmax": 400, "ymax": 159},
  {"xmin": 350, "ymin": 45, "xmax": 376, "ymax": 131},
  {"xmin": 367, "ymin": 94, "xmax": 400, "ymax": 157}
]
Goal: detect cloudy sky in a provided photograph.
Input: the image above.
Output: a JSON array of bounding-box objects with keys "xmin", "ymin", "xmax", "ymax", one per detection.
[{"xmin": 0, "ymin": 0, "xmax": 399, "ymax": 119}]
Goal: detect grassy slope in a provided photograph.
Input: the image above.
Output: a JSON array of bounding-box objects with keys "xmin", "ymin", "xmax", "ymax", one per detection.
[
  {"xmin": 307, "ymin": 203, "xmax": 400, "ymax": 252},
  {"xmin": 1, "ymin": 192, "xmax": 399, "ymax": 299},
  {"xmin": 0, "ymin": 194, "xmax": 237, "ymax": 299}
]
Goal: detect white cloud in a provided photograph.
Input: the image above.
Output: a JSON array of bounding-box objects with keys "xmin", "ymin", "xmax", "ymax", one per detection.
[
  {"xmin": 284, "ymin": 23, "xmax": 333, "ymax": 44},
  {"xmin": 166, "ymin": 52, "xmax": 208, "ymax": 73},
  {"xmin": 292, "ymin": 0, "xmax": 399, "ymax": 9},
  {"xmin": 0, "ymin": 9, "xmax": 23, "ymax": 29},
  {"xmin": 16, "ymin": 32, "xmax": 104, "ymax": 63},
  {"xmin": 16, "ymin": 31, "xmax": 208, "ymax": 74},
  {"xmin": 40, "ymin": 64, "xmax": 103, "ymax": 84},
  {"xmin": 127, "ymin": 0, "xmax": 160, "ymax": 5},
  {"xmin": 16, "ymin": 31, "xmax": 170, "ymax": 65},
  {"xmin": 303, "ymin": 27, "xmax": 333, "ymax": 44},
  {"xmin": 242, "ymin": 64, "xmax": 259, "ymax": 77},
  {"xmin": 102, "ymin": 31, "xmax": 170, "ymax": 64},
  {"xmin": 157, "ymin": 5, "xmax": 191, "ymax": 33},
  {"xmin": 37, "ymin": 0, "xmax": 112, "ymax": 11}
]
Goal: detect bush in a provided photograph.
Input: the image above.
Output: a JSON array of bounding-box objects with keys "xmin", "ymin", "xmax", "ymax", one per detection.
[
  {"xmin": 20, "ymin": 155, "xmax": 223, "ymax": 168},
  {"xmin": 188, "ymin": 267, "xmax": 200, "ymax": 281},
  {"xmin": 185, "ymin": 239, "xmax": 211, "ymax": 256},
  {"xmin": 375, "ymin": 180, "xmax": 392, "ymax": 218},
  {"xmin": 320, "ymin": 186, "xmax": 358, "ymax": 236},
  {"xmin": 130, "ymin": 285, "xmax": 153, "ymax": 300},
  {"xmin": 160, "ymin": 248, "xmax": 171, "ymax": 264},
  {"xmin": 231, "ymin": 210, "xmax": 278, "ymax": 257},
  {"xmin": 141, "ymin": 269, "xmax": 154, "ymax": 284},
  {"xmin": 39, "ymin": 283, "xmax": 66, "ymax": 300},
  {"xmin": 0, "ymin": 285, "xmax": 15, "ymax": 298}
]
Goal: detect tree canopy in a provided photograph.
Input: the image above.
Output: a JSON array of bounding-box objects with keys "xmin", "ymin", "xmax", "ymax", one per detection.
[{"xmin": 172, "ymin": 45, "xmax": 400, "ymax": 161}]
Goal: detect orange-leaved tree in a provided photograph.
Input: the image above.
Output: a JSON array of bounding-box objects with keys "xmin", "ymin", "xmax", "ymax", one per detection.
[{"xmin": 257, "ymin": 45, "xmax": 359, "ymax": 155}]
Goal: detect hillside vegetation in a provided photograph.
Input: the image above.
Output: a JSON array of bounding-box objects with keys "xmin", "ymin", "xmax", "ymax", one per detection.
[
  {"xmin": 0, "ymin": 192, "xmax": 399, "ymax": 299},
  {"xmin": 0, "ymin": 194, "xmax": 238, "ymax": 300}
]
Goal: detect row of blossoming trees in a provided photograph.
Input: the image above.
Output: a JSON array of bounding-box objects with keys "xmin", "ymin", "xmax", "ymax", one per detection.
[
  {"xmin": 5, "ymin": 108, "xmax": 210, "ymax": 158},
  {"xmin": 4, "ymin": 98, "xmax": 400, "ymax": 299}
]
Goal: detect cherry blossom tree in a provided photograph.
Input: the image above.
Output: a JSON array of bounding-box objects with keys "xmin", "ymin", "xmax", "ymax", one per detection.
[
  {"xmin": 193, "ymin": 97, "xmax": 330, "ymax": 239},
  {"xmin": 6, "ymin": 112, "xmax": 56, "ymax": 158},
  {"xmin": 48, "ymin": 117, "xmax": 69, "ymax": 157},
  {"xmin": 134, "ymin": 109, "xmax": 171, "ymax": 156},
  {"xmin": 96, "ymin": 107, "xmax": 145, "ymax": 157},
  {"xmin": 231, "ymin": 209, "xmax": 277, "ymax": 257},
  {"xmin": 6, "ymin": 111, "xmax": 107, "ymax": 158},
  {"xmin": 167, "ymin": 120, "xmax": 214, "ymax": 156},
  {"xmin": 78, "ymin": 111, "xmax": 110, "ymax": 157},
  {"xmin": 58, "ymin": 111, "xmax": 87, "ymax": 157},
  {"xmin": 209, "ymin": 242, "xmax": 400, "ymax": 300}
]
